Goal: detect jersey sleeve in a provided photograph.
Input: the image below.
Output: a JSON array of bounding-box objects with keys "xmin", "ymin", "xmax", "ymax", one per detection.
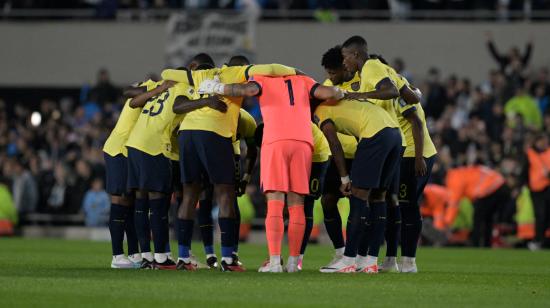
[
  {"xmin": 247, "ymin": 64, "xmax": 296, "ymax": 78},
  {"xmin": 314, "ymin": 105, "xmax": 331, "ymax": 128},
  {"xmin": 397, "ymin": 99, "xmax": 417, "ymax": 118},
  {"xmin": 238, "ymin": 109, "xmax": 258, "ymax": 141},
  {"xmin": 302, "ymin": 76, "xmax": 320, "ymax": 99}
]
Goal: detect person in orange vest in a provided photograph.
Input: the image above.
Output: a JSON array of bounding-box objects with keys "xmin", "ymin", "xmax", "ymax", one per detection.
[
  {"xmin": 421, "ymin": 184, "xmax": 450, "ymax": 231},
  {"xmin": 524, "ymin": 133, "xmax": 550, "ymax": 250},
  {"xmin": 445, "ymin": 165, "xmax": 510, "ymax": 247}
]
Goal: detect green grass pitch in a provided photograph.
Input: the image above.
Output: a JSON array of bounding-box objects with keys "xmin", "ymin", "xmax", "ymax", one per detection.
[{"xmin": 1, "ymin": 238, "xmax": 549, "ymax": 307}]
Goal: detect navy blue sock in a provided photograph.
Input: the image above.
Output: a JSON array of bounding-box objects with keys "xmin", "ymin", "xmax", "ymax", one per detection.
[
  {"xmin": 218, "ymin": 217, "xmax": 235, "ymax": 258},
  {"xmin": 149, "ymin": 198, "xmax": 167, "ymax": 254},
  {"xmin": 300, "ymin": 196, "xmax": 315, "ymax": 255},
  {"xmin": 344, "ymin": 195, "xmax": 367, "ymax": 258},
  {"xmin": 367, "ymin": 201, "xmax": 387, "ymax": 258},
  {"xmin": 357, "ymin": 204, "xmax": 371, "ymax": 257},
  {"xmin": 177, "ymin": 218, "xmax": 194, "ymax": 259},
  {"xmin": 234, "ymin": 198, "xmax": 241, "ymax": 254},
  {"xmin": 323, "ymin": 201, "xmax": 344, "ymax": 249},
  {"xmin": 385, "ymin": 205, "xmax": 401, "ymax": 257},
  {"xmin": 125, "ymin": 205, "xmax": 139, "ymax": 255},
  {"xmin": 161, "ymin": 198, "xmax": 171, "ymax": 253},
  {"xmin": 198, "ymin": 199, "xmax": 214, "ymax": 255},
  {"xmin": 134, "ymin": 198, "xmax": 151, "ymax": 253},
  {"xmin": 109, "ymin": 204, "xmax": 127, "ymax": 256},
  {"xmin": 401, "ymin": 205, "xmax": 422, "ymax": 257}
]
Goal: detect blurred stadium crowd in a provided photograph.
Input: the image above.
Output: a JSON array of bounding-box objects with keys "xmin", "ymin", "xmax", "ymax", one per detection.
[
  {"xmin": 6, "ymin": 0, "xmax": 550, "ymax": 10},
  {"xmin": 0, "ymin": 35, "xmax": 549, "ymax": 248}
]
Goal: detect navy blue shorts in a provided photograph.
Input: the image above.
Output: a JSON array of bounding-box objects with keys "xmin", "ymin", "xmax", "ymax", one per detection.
[
  {"xmin": 178, "ymin": 130, "xmax": 235, "ymax": 185},
  {"xmin": 351, "ymin": 127, "xmax": 402, "ymax": 190},
  {"xmin": 309, "ymin": 161, "xmax": 330, "ymax": 199},
  {"xmin": 323, "ymin": 158, "xmax": 354, "ymax": 198},
  {"xmin": 127, "ymin": 147, "xmax": 172, "ymax": 194},
  {"xmin": 398, "ymin": 155, "xmax": 436, "ymax": 206},
  {"xmin": 104, "ymin": 153, "xmax": 129, "ymax": 195},
  {"xmin": 387, "ymin": 147, "xmax": 405, "ymax": 195},
  {"xmin": 172, "ymin": 160, "xmax": 182, "ymax": 193}
]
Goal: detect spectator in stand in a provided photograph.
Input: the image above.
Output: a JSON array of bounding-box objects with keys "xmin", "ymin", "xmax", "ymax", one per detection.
[
  {"xmin": 485, "ymin": 31, "xmax": 533, "ymax": 75},
  {"xmin": 504, "ymin": 83, "xmax": 542, "ymax": 130},
  {"xmin": 91, "ymin": 68, "xmax": 120, "ymax": 106},
  {"xmin": 424, "ymin": 67, "xmax": 447, "ymax": 120},
  {"xmin": 4, "ymin": 157, "xmax": 38, "ymax": 222},
  {"xmin": 83, "ymin": 178, "xmax": 110, "ymax": 227}
]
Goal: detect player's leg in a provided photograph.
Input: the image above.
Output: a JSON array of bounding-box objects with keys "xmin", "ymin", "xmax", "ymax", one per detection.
[
  {"xmin": 123, "ymin": 192, "xmax": 141, "ymax": 266},
  {"xmin": 197, "ymin": 130, "xmax": 242, "ymax": 272},
  {"xmin": 104, "ymin": 152, "xmax": 136, "ymax": 268},
  {"xmin": 127, "ymin": 148, "xmax": 153, "ymax": 267},
  {"xmin": 144, "ymin": 154, "xmax": 174, "ymax": 269},
  {"xmin": 299, "ymin": 160, "xmax": 329, "ymax": 270},
  {"xmin": 175, "ymin": 130, "xmax": 202, "ymax": 271},
  {"xmin": 260, "ymin": 191, "xmax": 285, "ymax": 273},
  {"xmin": 198, "ymin": 182, "xmax": 217, "ymax": 268},
  {"xmin": 319, "ymin": 159, "xmax": 350, "ymax": 270},
  {"xmin": 176, "ymin": 182, "xmax": 201, "ymax": 271},
  {"xmin": 400, "ymin": 155, "xmax": 435, "ymax": 273},
  {"xmin": 232, "ymin": 154, "xmax": 243, "ymax": 264},
  {"xmin": 283, "ymin": 140, "xmax": 312, "ymax": 272},
  {"xmin": 381, "ymin": 148, "xmax": 403, "ymax": 272},
  {"xmin": 356, "ymin": 128, "xmax": 401, "ymax": 274}
]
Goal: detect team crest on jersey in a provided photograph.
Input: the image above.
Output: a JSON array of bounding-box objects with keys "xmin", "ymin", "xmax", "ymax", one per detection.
[{"xmin": 351, "ymin": 82, "xmax": 360, "ymax": 91}]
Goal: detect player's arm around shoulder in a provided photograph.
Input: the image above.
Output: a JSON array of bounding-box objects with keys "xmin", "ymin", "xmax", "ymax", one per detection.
[{"xmin": 129, "ymin": 80, "xmax": 176, "ymax": 108}]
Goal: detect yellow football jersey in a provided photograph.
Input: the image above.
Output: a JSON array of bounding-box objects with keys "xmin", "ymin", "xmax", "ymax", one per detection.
[
  {"xmin": 125, "ymin": 83, "xmax": 194, "ymax": 159},
  {"xmin": 359, "ymin": 59, "xmax": 407, "ymax": 147},
  {"xmin": 312, "ymin": 122, "xmax": 331, "ymax": 163},
  {"xmin": 233, "ymin": 109, "xmax": 258, "ymax": 155},
  {"xmin": 103, "ymin": 79, "xmax": 162, "ymax": 157},
  {"xmin": 337, "ymin": 133, "xmax": 357, "ymax": 159},
  {"xmin": 394, "ymin": 76, "xmax": 437, "ymax": 158},
  {"xmin": 162, "ymin": 64, "xmax": 296, "ymax": 139},
  {"xmin": 314, "ymin": 99, "xmax": 398, "ymax": 140},
  {"xmin": 322, "ymin": 72, "xmax": 361, "ymax": 93}
]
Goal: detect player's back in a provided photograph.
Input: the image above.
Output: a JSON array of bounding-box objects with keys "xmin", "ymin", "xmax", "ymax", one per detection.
[{"xmin": 252, "ymin": 75, "xmax": 316, "ymax": 147}]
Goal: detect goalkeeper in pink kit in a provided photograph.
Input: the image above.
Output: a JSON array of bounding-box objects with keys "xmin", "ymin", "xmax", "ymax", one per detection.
[{"xmin": 198, "ymin": 74, "xmax": 344, "ymax": 272}]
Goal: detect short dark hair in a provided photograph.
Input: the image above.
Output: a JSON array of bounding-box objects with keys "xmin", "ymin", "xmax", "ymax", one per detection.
[
  {"xmin": 191, "ymin": 53, "xmax": 215, "ymax": 67},
  {"xmin": 321, "ymin": 46, "xmax": 344, "ymax": 70},
  {"xmin": 228, "ymin": 55, "xmax": 250, "ymax": 66},
  {"xmin": 342, "ymin": 35, "xmax": 367, "ymax": 49}
]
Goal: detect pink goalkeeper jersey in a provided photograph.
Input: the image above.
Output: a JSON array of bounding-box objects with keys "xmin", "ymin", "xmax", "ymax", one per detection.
[{"xmin": 251, "ymin": 75, "xmax": 319, "ymax": 147}]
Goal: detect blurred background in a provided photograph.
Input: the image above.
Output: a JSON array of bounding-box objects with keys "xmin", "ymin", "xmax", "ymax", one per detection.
[{"xmin": 1, "ymin": 0, "xmax": 550, "ymax": 250}]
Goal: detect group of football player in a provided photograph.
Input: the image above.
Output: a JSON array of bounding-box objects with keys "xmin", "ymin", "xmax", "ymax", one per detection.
[{"xmin": 102, "ymin": 35, "xmax": 436, "ymax": 274}]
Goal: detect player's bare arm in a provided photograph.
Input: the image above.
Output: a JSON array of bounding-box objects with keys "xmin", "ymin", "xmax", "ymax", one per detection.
[
  {"xmin": 344, "ymin": 79, "xmax": 398, "ymax": 101},
  {"xmin": 400, "ymin": 84, "xmax": 421, "ymax": 105},
  {"xmin": 405, "ymin": 111, "xmax": 427, "ymax": 176},
  {"xmin": 172, "ymin": 95, "xmax": 227, "ymax": 114},
  {"xmin": 320, "ymin": 120, "xmax": 351, "ymax": 196},
  {"xmin": 123, "ymin": 85, "xmax": 147, "ymax": 98},
  {"xmin": 238, "ymin": 138, "xmax": 258, "ymax": 196},
  {"xmin": 312, "ymin": 85, "xmax": 346, "ymax": 102},
  {"xmin": 129, "ymin": 80, "xmax": 176, "ymax": 108}
]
